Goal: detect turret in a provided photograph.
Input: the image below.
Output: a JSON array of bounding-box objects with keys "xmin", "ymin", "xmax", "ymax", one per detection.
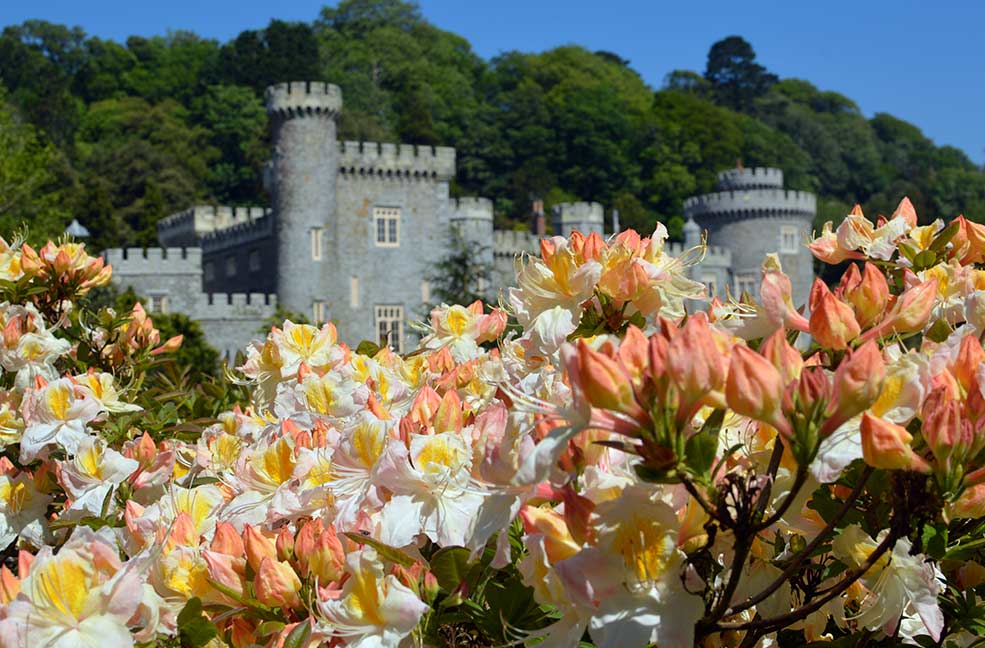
[
  {"xmin": 553, "ymin": 202, "xmax": 604, "ymax": 237},
  {"xmin": 265, "ymin": 81, "xmax": 343, "ymax": 318},
  {"xmin": 683, "ymin": 166, "xmax": 816, "ymax": 305}
]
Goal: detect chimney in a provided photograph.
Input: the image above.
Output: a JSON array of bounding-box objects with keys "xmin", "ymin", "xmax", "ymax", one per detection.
[
  {"xmin": 532, "ymin": 199, "xmax": 546, "ymax": 237},
  {"xmin": 611, "ymin": 208, "xmax": 620, "ymax": 235}
]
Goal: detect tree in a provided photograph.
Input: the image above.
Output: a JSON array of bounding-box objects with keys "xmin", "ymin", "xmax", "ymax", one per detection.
[
  {"xmin": 0, "ymin": 95, "xmax": 70, "ymax": 241},
  {"xmin": 193, "ymin": 84, "xmax": 268, "ymax": 203},
  {"xmin": 704, "ymin": 36, "xmax": 777, "ymax": 111},
  {"xmin": 427, "ymin": 228, "xmax": 493, "ymax": 309},
  {"xmin": 217, "ymin": 20, "xmax": 322, "ymax": 93}
]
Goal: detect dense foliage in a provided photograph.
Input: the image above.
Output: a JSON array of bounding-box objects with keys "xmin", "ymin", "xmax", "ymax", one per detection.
[
  {"xmin": 0, "ymin": 0, "xmax": 983, "ymax": 247},
  {"xmin": 7, "ymin": 200, "xmax": 985, "ymax": 646}
]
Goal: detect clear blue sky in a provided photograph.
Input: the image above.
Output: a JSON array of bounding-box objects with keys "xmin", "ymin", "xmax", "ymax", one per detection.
[{"xmin": 3, "ymin": 1, "xmax": 983, "ymax": 164}]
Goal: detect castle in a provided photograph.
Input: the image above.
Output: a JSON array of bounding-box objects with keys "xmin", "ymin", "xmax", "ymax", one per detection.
[{"xmin": 103, "ymin": 81, "xmax": 817, "ymax": 357}]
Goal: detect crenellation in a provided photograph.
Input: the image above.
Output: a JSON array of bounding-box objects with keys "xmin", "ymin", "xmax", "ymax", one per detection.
[
  {"xmin": 338, "ymin": 141, "xmax": 455, "ymax": 180},
  {"xmin": 684, "ymin": 189, "xmax": 816, "ymax": 218},
  {"xmin": 265, "ymin": 81, "xmax": 342, "ymax": 119},
  {"xmin": 103, "ymin": 247, "xmax": 203, "ymax": 274},
  {"xmin": 717, "ymin": 167, "xmax": 784, "ymax": 190},
  {"xmin": 201, "ymin": 214, "xmax": 274, "ymax": 252},
  {"xmin": 450, "ymin": 197, "xmax": 494, "ymax": 221},
  {"xmin": 194, "ymin": 292, "xmax": 278, "ymax": 320},
  {"xmin": 158, "ymin": 205, "xmax": 271, "ymax": 246}
]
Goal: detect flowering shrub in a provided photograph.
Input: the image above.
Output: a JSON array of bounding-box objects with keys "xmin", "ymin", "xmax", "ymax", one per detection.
[{"xmin": 6, "ymin": 207, "xmax": 985, "ymax": 647}]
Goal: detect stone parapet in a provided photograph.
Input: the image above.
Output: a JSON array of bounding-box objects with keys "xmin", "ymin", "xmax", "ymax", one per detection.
[
  {"xmin": 717, "ymin": 167, "xmax": 784, "ymax": 190},
  {"xmin": 492, "ymin": 230, "xmax": 541, "ymax": 258},
  {"xmin": 192, "ymin": 293, "xmax": 278, "ymax": 320},
  {"xmin": 102, "ymin": 247, "xmax": 202, "ymax": 274},
  {"xmin": 337, "ymin": 141, "xmax": 455, "ymax": 181},
  {"xmin": 684, "ymin": 189, "xmax": 816, "ymax": 220},
  {"xmin": 450, "ymin": 197, "xmax": 493, "ymax": 221},
  {"xmin": 201, "ymin": 214, "xmax": 274, "ymax": 253},
  {"xmin": 265, "ymin": 81, "xmax": 342, "ymax": 119},
  {"xmin": 158, "ymin": 206, "xmax": 270, "ymax": 246}
]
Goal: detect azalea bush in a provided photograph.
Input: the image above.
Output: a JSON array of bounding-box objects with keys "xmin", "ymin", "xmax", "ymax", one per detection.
[{"xmin": 4, "ymin": 202, "xmax": 985, "ymax": 647}]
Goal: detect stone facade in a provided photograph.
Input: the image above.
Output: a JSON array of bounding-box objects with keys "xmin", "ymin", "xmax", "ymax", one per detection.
[{"xmin": 103, "ymin": 80, "xmax": 816, "ymax": 356}]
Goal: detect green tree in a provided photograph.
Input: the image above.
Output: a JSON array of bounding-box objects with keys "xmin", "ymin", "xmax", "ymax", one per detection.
[
  {"xmin": 704, "ymin": 36, "xmax": 777, "ymax": 111},
  {"xmin": 217, "ymin": 20, "xmax": 321, "ymax": 93},
  {"xmin": 74, "ymin": 96, "xmax": 216, "ymax": 249},
  {"xmin": 0, "ymin": 95, "xmax": 70, "ymax": 240},
  {"xmin": 193, "ymin": 85, "xmax": 267, "ymax": 203}
]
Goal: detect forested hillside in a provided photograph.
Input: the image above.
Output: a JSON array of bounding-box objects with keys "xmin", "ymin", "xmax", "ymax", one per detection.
[{"xmin": 1, "ymin": 0, "xmax": 983, "ymax": 250}]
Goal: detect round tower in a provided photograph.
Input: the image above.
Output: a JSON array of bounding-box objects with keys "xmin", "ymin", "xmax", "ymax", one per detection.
[
  {"xmin": 553, "ymin": 202, "xmax": 604, "ymax": 237},
  {"xmin": 265, "ymin": 81, "xmax": 343, "ymax": 319},
  {"xmin": 683, "ymin": 167, "xmax": 816, "ymax": 306}
]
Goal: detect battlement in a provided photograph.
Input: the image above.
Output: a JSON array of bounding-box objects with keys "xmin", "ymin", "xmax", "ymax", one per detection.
[
  {"xmin": 265, "ymin": 81, "xmax": 342, "ymax": 119},
  {"xmin": 555, "ymin": 202, "xmax": 605, "ymax": 224},
  {"xmin": 666, "ymin": 241, "xmax": 732, "ymax": 265},
  {"xmin": 717, "ymin": 167, "xmax": 784, "ymax": 190},
  {"xmin": 450, "ymin": 197, "xmax": 493, "ymax": 221},
  {"xmin": 102, "ymin": 247, "xmax": 202, "ymax": 274},
  {"xmin": 193, "ymin": 293, "xmax": 278, "ymax": 321},
  {"xmin": 201, "ymin": 213, "xmax": 274, "ymax": 252},
  {"xmin": 492, "ymin": 229, "xmax": 541, "ymax": 257},
  {"xmin": 337, "ymin": 141, "xmax": 455, "ymax": 181},
  {"xmin": 684, "ymin": 189, "xmax": 816, "ymax": 219},
  {"xmin": 158, "ymin": 205, "xmax": 271, "ymax": 246}
]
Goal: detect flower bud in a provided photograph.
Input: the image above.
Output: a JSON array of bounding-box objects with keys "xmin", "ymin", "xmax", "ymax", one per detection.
[
  {"xmin": 953, "ymin": 335, "xmax": 985, "ymax": 395},
  {"xmin": 823, "ymin": 342, "xmax": 885, "ymax": 436},
  {"xmin": 307, "ymin": 525, "xmax": 346, "ymax": 584},
  {"xmin": 254, "ymin": 557, "xmax": 302, "ymax": 609},
  {"xmin": 203, "ymin": 549, "xmax": 246, "ymax": 599},
  {"xmin": 863, "ymin": 279, "xmax": 938, "ymax": 342},
  {"xmin": 244, "ymin": 524, "xmax": 278, "ymax": 573},
  {"xmin": 922, "ymin": 387, "xmax": 966, "ymax": 463},
  {"xmin": 667, "ymin": 313, "xmax": 728, "ymax": 417},
  {"xmin": 573, "ymin": 340, "xmax": 641, "ymax": 418},
  {"xmin": 760, "ymin": 267, "xmax": 810, "ymax": 333},
  {"xmin": 760, "ymin": 329, "xmax": 803, "ymax": 386},
  {"xmin": 860, "ymin": 413, "xmax": 929, "ymax": 473},
  {"xmin": 519, "ymin": 505, "xmax": 580, "ymax": 563},
  {"xmin": 726, "ymin": 346, "xmax": 791, "ymax": 438},
  {"xmin": 809, "ymin": 280, "xmax": 861, "ymax": 350},
  {"xmin": 212, "ymin": 521, "xmax": 245, "ymax": 556},
  {"xmin": 843, "ymin": 263, "xmax": 890, "ymax": 329},
  {"xmin": 276, "ymin": 525, "xmax": 295, "ymax": 563}
]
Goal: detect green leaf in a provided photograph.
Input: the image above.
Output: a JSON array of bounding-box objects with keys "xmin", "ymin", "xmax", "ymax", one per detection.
[
  {"xmin": 429, "ymin": 546, "xmax": 473, "ymax": 593},
  {"xmin": 930, "ymin": 220, "xmax": 960, "ymax": 254},
  {"xmin": 355, "ymin": 340, "xmax": 382, "ymax": 357},
  {"xmin": 685, "ymin": 408, "xmax": 724, "ymax": 478},
  {"xmin": 921, "ymin": 522, "xmax": 948, "ymax": 560},
  {"xmin": 176, "ymin": 597, "xmax": 218, "ymax": 648},
  {"xmin": 343, "ymin": 532, "xmax": 419, "ymax": 567},
  {"xmin": 282, "ymin": 620, "xmax": 313, "ymax": 648}
]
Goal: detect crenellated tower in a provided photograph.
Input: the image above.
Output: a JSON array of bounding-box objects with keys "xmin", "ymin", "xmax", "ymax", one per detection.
[
  {"xmin": 684, "ymin": 167, "xmax": 816, "ymax": 306},
  {"xmin": 265, "ymin": 81, "xmax": 343, "ymax": 319}
]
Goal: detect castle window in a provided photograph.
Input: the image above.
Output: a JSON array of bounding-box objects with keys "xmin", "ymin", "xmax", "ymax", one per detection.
[
  {"xmin": 779, "ymin": 225, "xmax": 800, "ymax": 254},
  {"xmin": 204, "ymin": 261, "xmax": 215, "ymax": 282},
  {"xmin": 375, "ymin": 305, "xmax": 404, "ymax": 353},
  {"xmin": 374, "ymin": 207, "xmax": 400, "ymax": 247},
  {"xmin": 312, "ymin": 301, "xmax": 327, "ymax": 324},
  {"xmin": 421, "ymin": 280, "xmax": 430, "ymax": 304},
  {"xmin": 350, "ymin": 276, "xmax": 360, "ymax": 308},
  {"xmin": 147, "ymin": 294, "xmax": 170, "ymax": 315},
  {"xmin": 700, "ymin": 273, "xmax": 718, "ymax": 298},
  {"xmin": 249, "ymin": 249, "xmax": 261, "ymax": 272},
  {"xmin": 311, "ymin": 228, "xmax": 323, "ymax": 260},
  {"xmin": 226, "ymin": 255, "xmax": 237, "ymax": 277},
  {"xmin": 734, "ymin": 272, "xmax": 758, "ymax": 299}
]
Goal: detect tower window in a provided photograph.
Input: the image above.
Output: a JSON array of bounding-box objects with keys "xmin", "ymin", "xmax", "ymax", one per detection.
[
  {"xmin": 421, "ymin": 280, "xmax": 431, "ymax": 304},
  {"xmin": 204, "ymin": 261, "xmax": 215, "ymax": 282},
  {"xmin": 374, "ymin": 207, "xmax": 400, "ymax": 247},
  {"xmin": 700, "ymin": 273, "xmax": 718, "ymax": 298},
  {"xmin": 779, "ymin": 225, "xmax": 800, "ymax": 254},
  {"xmin": 147, "ymin": 294, "xmax": 170, "ymax": 314},
  {"xmin": 350, "ymin": 276, "xmax": 360, "ymax": 308},
  {"xmin": 311, "ymin": 228, "xmax": 324, "ymax": 260},
  {"xmin": 375, "ymin": 305, "xmax": 404, "ymax": 353},
  {"xmin": 734, "ymin": 272, "xmax": 758, "ymax": 299},
  {"xmin": 312, "ymin": 301, "xmax": 327, "ymax": 324},
  {"xmin": 226, "ymin": 255, "xmax": 237, "ymax": 277},
  {"xmin": 249, "ymin": 249, "xmax": 261, "ymax": 272}
]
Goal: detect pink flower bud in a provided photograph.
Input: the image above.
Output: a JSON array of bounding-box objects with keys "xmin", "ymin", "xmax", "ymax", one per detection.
[
  {"xmin": 244, "ymin": 524, "xmax": 278, "ymax": 573},
  {"xmin": 211, "ymin": 521, "xmax": 245, "ymax": 556},
  {"xmin": 760, "ymin": 329, "xmax": 803, "ymax": 386},
  {"xmin": 726, "ymin": 346, "xmax": 791, "ymax": 438},
  {"xmin": 667, "ymin": 313, "xmax": 728, "ymax": 419},
  {"xmin": 822, "ymin": 342, "xmax": 885, "ymax": 437},
  {"xmin": 254, "ymin": 557, "xmax": 302, "ymax": 609},
  {"xmin": 809, "ymin": 280, "xmax": 861, "ymax": 350},
  {"xmin": 307, "ymin": 525, "xmax": 346, "ymax": 584},
  {"xmin": 843, "ymin": 263, "xmax": 890, "ymax": 329},
  {"xmin": 519, "ymin": 505, "xmax": 580, "ymax": 563},
  {"xmin": 203, "ymin": 550, "xmax": 246, "ymax": 599},
  {"xmin": 860, "ymin": 413, "xmax": 929, "ymax": 473}
]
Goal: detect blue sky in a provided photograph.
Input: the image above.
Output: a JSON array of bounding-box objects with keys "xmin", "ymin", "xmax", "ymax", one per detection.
[{"xmin": 2, "ymin": 1, "xmax": 983, "ymax": 163}]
